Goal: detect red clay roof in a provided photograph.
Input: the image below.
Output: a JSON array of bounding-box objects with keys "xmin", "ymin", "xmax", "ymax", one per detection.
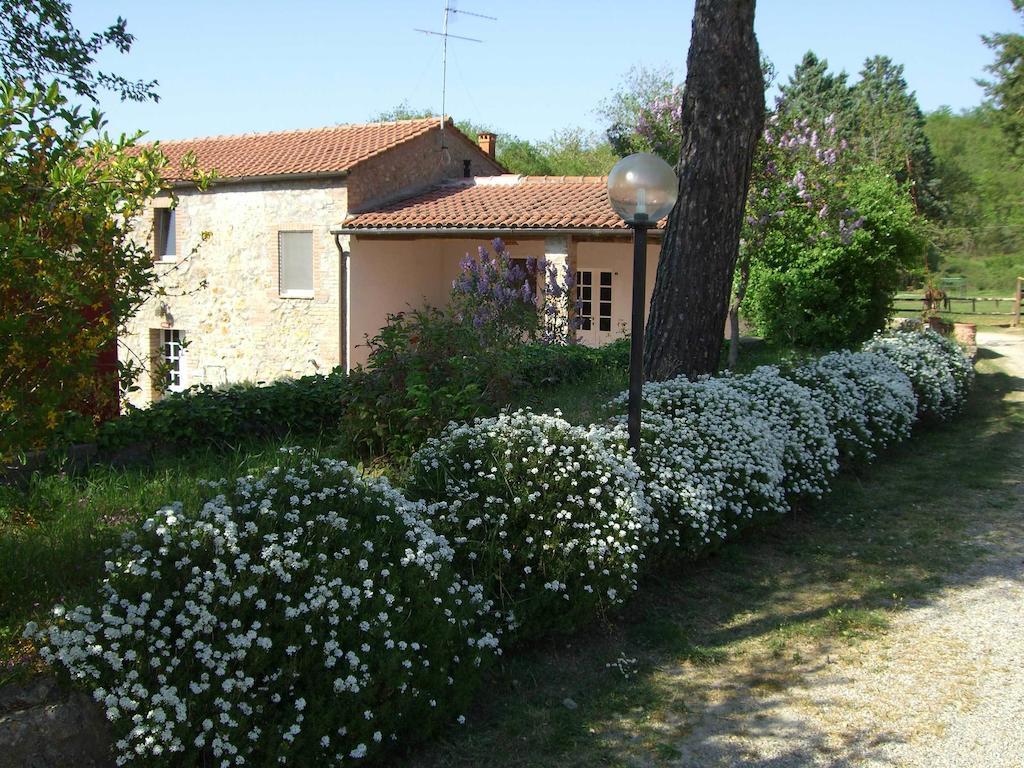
[
  {"xmin": 148, "ymin": 118, "xmax": 448, "ymax": 181},
  {"xmin": 340, "ymin": 175, "xmax": 659, "ymax": 231}
]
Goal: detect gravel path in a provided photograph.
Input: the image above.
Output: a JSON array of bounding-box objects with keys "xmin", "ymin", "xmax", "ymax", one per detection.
[{"xmin": 668, "ymin": 331, "xmax": 1024, "ymax": 768}]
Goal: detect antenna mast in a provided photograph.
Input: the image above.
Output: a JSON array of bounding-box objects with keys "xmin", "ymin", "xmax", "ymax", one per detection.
[{"xmin": 415, "ymin": 3, "xmax": 496, "ymax": 146}]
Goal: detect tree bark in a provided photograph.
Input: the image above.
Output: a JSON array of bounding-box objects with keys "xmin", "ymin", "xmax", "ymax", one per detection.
[{"xmin": 644, "ymin": 0, "xmax": 764, "ymax": 381}]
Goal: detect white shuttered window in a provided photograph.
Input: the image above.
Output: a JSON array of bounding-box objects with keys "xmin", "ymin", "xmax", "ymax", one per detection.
[{"xmin": 279, "ymin": 231, "xmax": 313, "ymax": 297}]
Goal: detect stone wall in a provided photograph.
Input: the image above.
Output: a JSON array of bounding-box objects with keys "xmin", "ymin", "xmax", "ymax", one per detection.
[
  {"xmin": 122, "ymin": 178, "xmax": 347, "ymax": 408},
  {"xmin": 347, "ymin": 128, "xmax": 505, "ymax": 212}
]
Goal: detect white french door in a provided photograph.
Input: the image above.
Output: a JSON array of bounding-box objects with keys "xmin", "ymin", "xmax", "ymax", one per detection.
[
  {"xmin": 162, "ymin": 329, "xmax": 187, "ymax": 393},
  {"xmin": 575, "ymin": 270, "xmax": 615, "ymax": 346}
]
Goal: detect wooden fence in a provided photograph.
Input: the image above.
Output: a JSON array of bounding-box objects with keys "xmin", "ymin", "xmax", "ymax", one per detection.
[{"xmin": 894, "ymin": 277, "xmax": 1023, "ymax": 327}]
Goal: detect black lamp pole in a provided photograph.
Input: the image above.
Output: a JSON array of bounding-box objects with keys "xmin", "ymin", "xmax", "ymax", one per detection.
[{"xmin": 627, "ymin": 212, "xmax": 650, "ymax": 454}]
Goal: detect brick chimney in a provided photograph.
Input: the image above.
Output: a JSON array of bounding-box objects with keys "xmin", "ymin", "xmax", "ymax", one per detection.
[{"xmin": 477, "ymin": 132, "xmax": 496, "ymax": 159}]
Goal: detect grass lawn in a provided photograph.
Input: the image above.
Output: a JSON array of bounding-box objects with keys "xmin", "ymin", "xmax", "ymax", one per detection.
[{"xmin": 399, "ymin": 341, "xmax": 1023, "ymax": 767}]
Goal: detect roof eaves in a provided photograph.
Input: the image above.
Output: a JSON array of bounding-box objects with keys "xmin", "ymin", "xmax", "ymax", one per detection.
[
  {"xmin": 163, "ymin": 170, "xmax": 350, "ymax": 188},
  {"xmin": 331, "ymin": 225, "xmax": 663, "ymax": 238}
]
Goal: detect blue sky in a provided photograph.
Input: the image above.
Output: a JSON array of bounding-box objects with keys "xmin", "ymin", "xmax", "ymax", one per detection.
[{"xmin": 71, "ymin": 1, "xmax": 1021, "ymax": 144}]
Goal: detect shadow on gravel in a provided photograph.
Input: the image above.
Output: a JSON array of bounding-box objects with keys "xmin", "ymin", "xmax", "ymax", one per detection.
[{"xmin": 407, "ymin": 360, "xmax": 1024, "ymax": 768}]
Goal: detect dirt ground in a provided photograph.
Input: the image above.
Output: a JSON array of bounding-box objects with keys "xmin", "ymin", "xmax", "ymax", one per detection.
[{"xmin": 662, "ymin": 330, "xmax": 1024, "ymax": 768}]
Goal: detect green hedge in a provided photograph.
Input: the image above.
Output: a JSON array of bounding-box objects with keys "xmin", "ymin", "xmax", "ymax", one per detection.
[
  {"xmin": 98, "ymin": 371, "xmax": 351, "ymax": 451},
  {"xmin": 97, "ymin": 339, "xmax": 630, "ymax": 457}
]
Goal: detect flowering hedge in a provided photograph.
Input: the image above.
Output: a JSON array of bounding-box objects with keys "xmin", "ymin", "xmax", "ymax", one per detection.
[
  {"xmin": 405, "ymin": 411, "xmax": 654, "ymax": 644},
  {"xmin": 786, "ymin": 350, "xmax": 917, "ymax": 464},
  {"xmin": 863, "ymin": 328, "xmax": 975, "ymax": 421},
  {"xmin": 724, "ymin": 366, "xmax": 839, "ymax": 500},
  {"xmin": 30, "ymin": 327, "xmax": 973, "ymax": 765},
  {"xmin": 29, "ymin": 456, "xmax": 500, "ymax": 765},
  {"xmin": 624, "ymin": 377, "xmax": 788, "ymax": 556}
]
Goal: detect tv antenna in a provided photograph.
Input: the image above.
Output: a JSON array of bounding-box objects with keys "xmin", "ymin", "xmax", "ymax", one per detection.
[{"xmin": 415, "ymin": 3, "xmax": 496, "ymax": 152}]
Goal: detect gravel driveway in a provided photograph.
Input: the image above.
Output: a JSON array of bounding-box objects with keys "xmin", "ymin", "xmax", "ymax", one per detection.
[{"xmin": 669, "ymin": 331, "xmax": 1024, "ymax": 768}]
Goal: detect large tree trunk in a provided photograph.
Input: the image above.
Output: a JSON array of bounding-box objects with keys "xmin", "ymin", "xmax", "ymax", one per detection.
[{"xmin": 644, "ymin": 0, "xmax": 764, "ymax": 381}]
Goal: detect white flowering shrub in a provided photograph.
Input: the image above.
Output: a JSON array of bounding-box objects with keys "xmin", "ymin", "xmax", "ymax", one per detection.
[
  {"xmin": 621, "ymin": 376, "xmax": 787, "ymax": 555},
  {"xmin": 787, "ymin": 350, "xmax": 917, "ymax": 463},
  {"xmin": 28, "ymin": 456, "xmax": 500, "ymax": 766},
  {"xmin": 405, "ymin": 410, "xmax": 654, "ymax": 644},
  {"xmin": 864, "ymin": 328, "xmax": 974, "ymax": 421},
  {"xmin": 723, "ymin": 366, "xmax": 839, "ymax": 500}
]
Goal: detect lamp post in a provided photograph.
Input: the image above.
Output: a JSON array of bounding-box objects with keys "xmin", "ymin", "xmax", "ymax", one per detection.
[{"xmin": 606, "ymin": 153, "xmax": 678, "ymax": 453}]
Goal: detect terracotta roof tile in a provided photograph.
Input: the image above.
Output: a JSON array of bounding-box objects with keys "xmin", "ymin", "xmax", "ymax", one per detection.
[
  {"xmin": 147, "ymin": 118, "xmax": 445, "ymax": 180},
  {"xmin": 341, "ymin": 175, "xmax": 659, "ymax": 231}
]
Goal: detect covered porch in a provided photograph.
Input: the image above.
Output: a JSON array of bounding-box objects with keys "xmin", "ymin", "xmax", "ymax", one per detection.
[
  {"xmin": 337, "ymin": 233, "xmax": 662, "ymax": 368},
  {"xmin": 332, "ymin": 175, "xmax": 665, "ymax": 370}
]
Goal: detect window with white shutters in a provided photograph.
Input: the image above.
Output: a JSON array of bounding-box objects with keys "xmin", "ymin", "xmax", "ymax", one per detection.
[{"xmin": 279, "ymin": 231, "xmax": 314, "ymax": 297}]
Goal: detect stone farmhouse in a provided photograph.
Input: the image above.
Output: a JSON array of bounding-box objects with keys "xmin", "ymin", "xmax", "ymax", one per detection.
[{"xmin": 124, "ymin": 118, "xmax": 664, "ymax": 408}]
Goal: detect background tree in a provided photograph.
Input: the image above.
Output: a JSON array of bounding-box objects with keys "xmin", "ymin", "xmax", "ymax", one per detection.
[
  {"xmin": 492, "ymin": 135, "xmax": 553, "ymax": 175},
  {"xmin": 731, "ymin": 58, "xmax": 930, "ymax": 354},
  {"xmin": 605, "ymin": 58, "xmax": 774, "ymax": 172},
  {"xmin": 776, "ymin": 51, "xmax": 852, "ymax": 128},
  {"xmin": 370, "ymin": 103, "xmax": 618, "ymax": 176},
  {"xmin": 926, "ymin": 105, "xmax": 1024, "ymax": 289},
  {"xmin": 0, "ymin": 0, "xmax": 157, "ymax": 102},
  {"xmin": 741, "ymin": 158, "xmax": 924, "ymax": 348},
  {"xmin": 729, "ymin": 112, "xmax": 859, "ymax": 363},
  {"xmin": 369, "ymin": 100, "xmax": 435, "ymax": 122},
  {"xmin": 530, "ymin": 128, "xmax": 618, "ymax": 175},
  {"xmin": 980, "ymin": 0, "xmax": 1024, "ymax": 155},
  {"xmin": 850, "ymin": 55, "xmax": 944, "ymax": 219},
  {"xmin": 599, "ymin": 65, "xmax": 681, "ymax": 161},
  {"xmin": 643, "ymin": 0, "xmax": 765, "ymax": 381},
  {"xmin": 0, "ymin": 3, "xmax": 208, "ymax": 457}
]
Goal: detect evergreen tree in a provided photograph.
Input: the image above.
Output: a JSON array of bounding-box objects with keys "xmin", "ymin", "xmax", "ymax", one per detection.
[
  {"xmin": 851, "ymin": 55, "xmax": 944, "ymax": 220},
  {"xmin": 776, "ymin": 51, "xmax": 852, "ymax": 128},
  {"xmin": 644, "ymin": 0, "xmax": 764, "ymax": 380},
  {"xmin": 980, "ymin": 0, "xmax": 1024, "ymax": 156}
]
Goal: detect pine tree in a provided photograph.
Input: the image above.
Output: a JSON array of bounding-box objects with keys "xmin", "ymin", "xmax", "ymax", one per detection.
[
  {"xmin": 980, "ymin": 0, "xmax": 1024, "ymax": 156},
  {"xmin": 644, "ymin": 0, "xmax": 764, "ymax": 380},
  {"xmin": 851, "ymin": 55, "xmax": 945, "ymax": 220},
  {"xmin": 776, "ymin": 51, "xmax": 852, "ymax": 128}
]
